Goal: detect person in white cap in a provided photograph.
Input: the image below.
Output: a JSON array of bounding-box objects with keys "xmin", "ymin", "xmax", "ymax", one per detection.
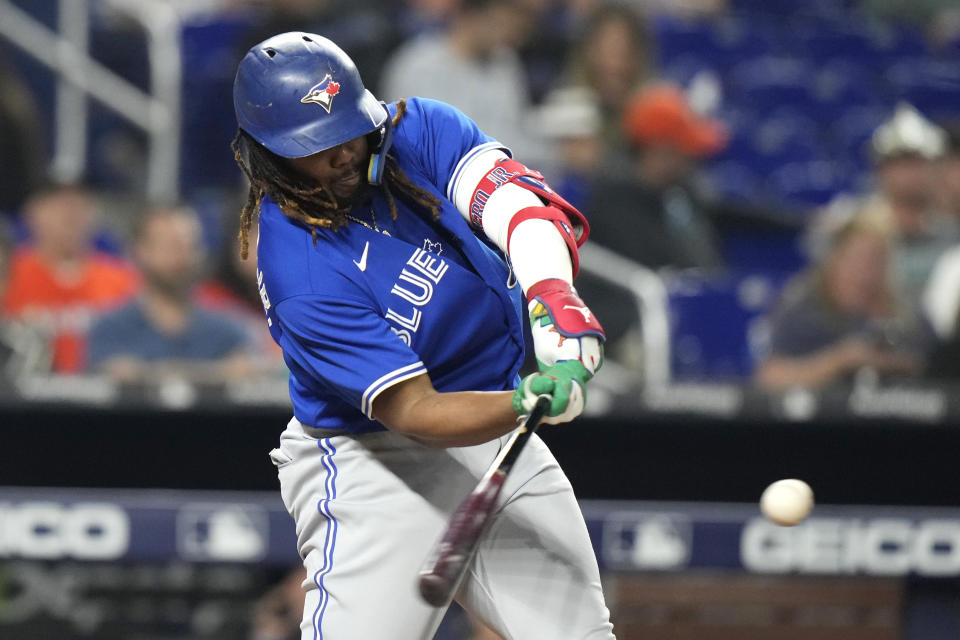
[{"xmin": 810, "ymin": 102, "xmax": 958, "ymax": 297}]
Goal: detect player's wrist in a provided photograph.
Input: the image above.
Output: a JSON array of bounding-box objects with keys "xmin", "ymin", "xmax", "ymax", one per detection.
[
  {"xmin": 526, "ymin": 279, "xmax": 605, "ymax": 339},
  {"xmin": 524, "ymin": 277, "xmax": 576, "ymax": 303},
  {"xmin": 526, "ymin": 279, "xmax": 605, "ymax": 378}
]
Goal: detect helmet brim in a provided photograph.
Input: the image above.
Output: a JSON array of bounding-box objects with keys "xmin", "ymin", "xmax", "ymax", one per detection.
[{"xmin": 254, "ymin": 90, "xmax": 388, "ymax": 159}]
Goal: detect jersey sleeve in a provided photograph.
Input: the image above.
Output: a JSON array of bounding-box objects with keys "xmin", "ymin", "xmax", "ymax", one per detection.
[
  {"xmin": 400, "ymin": 97, "xmax": 510, "ymax": 201},
  {"xmin": 274, "ymin": 294, "xmax": 427, "ymax": 419}
]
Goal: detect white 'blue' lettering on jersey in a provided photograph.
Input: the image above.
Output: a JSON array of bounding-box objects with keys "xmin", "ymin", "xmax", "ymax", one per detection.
[{"xmin": 255, "ymin": 98, "xmax": 525, "ymax": 433}]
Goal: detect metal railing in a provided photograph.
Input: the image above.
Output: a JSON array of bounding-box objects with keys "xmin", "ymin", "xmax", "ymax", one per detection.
[
  {"xmin": 0, "ymin": 0, "xmax": 182, "ymax": 201},
  {"xmin": 579, "ymin": 242, "xmax": 672, "ymax": 386}
]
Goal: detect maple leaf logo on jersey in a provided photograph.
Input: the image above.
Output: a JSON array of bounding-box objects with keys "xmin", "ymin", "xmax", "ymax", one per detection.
[
  {"xmin": 423, "ymin": 238, "xmax": 443, "ymax": 255},
  {"xmin": 300, "ymin": 75, "xmax": 341, "ymax": 114}
]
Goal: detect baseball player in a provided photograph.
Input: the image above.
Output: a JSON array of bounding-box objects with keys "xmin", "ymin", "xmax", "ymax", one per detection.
[{"xmin": 232, "ymin": 32, "xmax": 615, "ymax": 639}]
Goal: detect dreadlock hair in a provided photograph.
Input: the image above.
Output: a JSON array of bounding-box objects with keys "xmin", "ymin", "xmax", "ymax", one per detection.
[{"xmin": 231, "ymin": 99, "xmax": 442, "ymax": 259}]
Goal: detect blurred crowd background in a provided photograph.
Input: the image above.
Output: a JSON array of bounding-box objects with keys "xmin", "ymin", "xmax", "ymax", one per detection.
[
  {"xmin": 2, "ymin": 0, "xmax": 960, "ymax": 396},
  {"xmin": 3, "ymin": 0, "xmax": 960, "ymax": 398}
]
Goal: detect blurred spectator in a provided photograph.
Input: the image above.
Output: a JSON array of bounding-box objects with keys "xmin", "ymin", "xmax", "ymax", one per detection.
[
  {"xmin": 249, "ymin": 566, "xmax": 306, "ymax": 640},
  {"xmin": 925, "ymin": 300, "xmax": 960, "ymax": 379},
  {"xmin": 0, "ymin": 217, "xmax": 50, "ymax": 383},
  {"xmin": 755, "ymin": 207, "xmax": 934, "ymax": 391},
  {"xmin": 640, "ymin": 0, "xmax": 729, "ymax": 17},
  {"xmin": 231, "ymin": 0, "xmax": 399, "ymax": 93},
  {"xmin": 513, "ymin": 0, "xmax": 583, "ymax": 104},
  {"xmin": 924, "ymin": 244, "xmax": 960, "ymax": 379},
  {"xmin": 195, "ymin": 220, "xmax": 286, "ymax": 377},
  {"xmin": 870, "ymin": 103, "xmax": 952, "ymax": 239},
  {"xmin": 397, "ymin": 0, "xmax": 461, "ymax": 39},
  {"xmin": 923, "ymin": 242, "xmax": 960, "ymax": 346},
  {"xmin": 1, "ymin": 182, "xmax": 139, "ymax": 373},
  {"xmin": 934, "ymin": 122, "xmax": 960, "ymax": 223},
  {"xmin": 0, "ymin": 56, "xmax": 46, "ymax": 213},
  {"xmin": 587, "ymin": 83, "xmax": 729, "ymax": 271},
  {"xmin": 922, "ymin": 124, "xmax": 960, "ymax": 352},
  {"xmin": 860, "ymin": 0, "xmax": 960, "ymax": 46},
  {"xmin": 813, "ymin": 103, "xmax": 958, "ymax": 296},
  {"xmin": 246, "ymin": 565, "xmax": 502, "ymax": 640},
  {"xmin": 87, "ymin": 204, "xmax": 254, "ymax": 383},
  {"xmin": 561, "ymin": 4, "xmax": 654, "ymax": 164},
  {"xmin": 379, "ymin": 0, "xmax": 549, "ymax": 166},
  {"xmin": 532, "ymin": 85, "xmax": 604, "ymax": 211},
  {"xmin": 576, "ymin": 84, "xmax": 729, "ymax": 365}
]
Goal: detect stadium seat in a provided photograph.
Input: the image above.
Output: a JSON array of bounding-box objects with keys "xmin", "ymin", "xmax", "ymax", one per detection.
[
  {"xmin": 867, "ymin": 21, "xmax": 930, "ymax": 64},
  {"xmin": 752, "ymin": 111, "xmax": 822, "ymax": 161},
  {"xmin": 767, "ymin": 159, "xmax": 854, "ymax": 210},
  {"xmin": 701, "ymin": 161, "xmax": 763, "ymax": 207},
  {"xmin": 728, "ymin": 0, "xmax": 858, "ymax": 20},
  {"xmin": 809, "ymin": 59, "xmax": 875, "ymax": 117},
  {"xmin": 885, "ymin": 58, "xmax": 960, "ymax": 120},
  {"xmin": 708, "ymin": 15, "xmax": 775, "ymax": 67},
  {"xmin": 830, "ymin": 104, "xmax": 892, "ymax": 167},
  {"xmin": 661, "ymin": 54, "xmax": 721, "ymax": 89},
  {"xmin": 795, "ymin": 25, "xmax": 875, "ymax": 62},
  {"xmin": 179, "ymin": 16, "xmax": 259, "ymax": 194},
  {"xmin": 726, "ymin": 56, "xmax": 816, "ymax": 116},
  {"xmin": 666, "ymin": 272, "xmax": 788, "ymax": 380},
  {"xmin": 652, "ymin": 16, "xmax": 723, "ymax": 69}
]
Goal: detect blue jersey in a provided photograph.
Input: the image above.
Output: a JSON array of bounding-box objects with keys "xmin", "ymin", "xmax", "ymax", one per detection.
[{"xmin": 256, "ymin": 98, "xmax": 526, "ymax": 433}]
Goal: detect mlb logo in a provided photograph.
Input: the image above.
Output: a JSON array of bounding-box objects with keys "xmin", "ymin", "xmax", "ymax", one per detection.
[
  {"xmin": 601, "ymin": 511, "xmax": 692, "ymax": 570},
  {"xmin": 301, "ymin": 74, "xmax": 341, "ymax": 113},
  {"xmin": 176, "ymin": 503, "xmax": 268, "ymax": 562}
]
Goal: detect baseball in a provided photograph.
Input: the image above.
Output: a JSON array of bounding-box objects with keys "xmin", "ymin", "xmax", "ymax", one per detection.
[{"xmin": 760, "ymin": 479, "xmax": 814, "ymax": 526}]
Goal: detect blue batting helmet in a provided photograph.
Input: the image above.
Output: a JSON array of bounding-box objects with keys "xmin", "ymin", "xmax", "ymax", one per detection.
[{"xmin": 233, "ymin": 32, "xmax": 390, "ymax": 163}]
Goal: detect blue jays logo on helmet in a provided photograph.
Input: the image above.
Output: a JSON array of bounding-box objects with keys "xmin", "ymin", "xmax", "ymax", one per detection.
[
  {"xmin": 233, "ymin": 32, "xmax": 388, "ymax": 159},
  {"xmin": 301, "ymin": 75, "xmax": 341, "ymax": 114}
]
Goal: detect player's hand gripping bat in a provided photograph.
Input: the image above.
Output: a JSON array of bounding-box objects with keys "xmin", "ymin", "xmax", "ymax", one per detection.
[{"xmin": 418, "ymin": 395, "xmax": 552, "ymax": 607}]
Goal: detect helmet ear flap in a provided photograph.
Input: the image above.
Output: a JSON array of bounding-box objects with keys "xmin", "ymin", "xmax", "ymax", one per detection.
[{"xmin": 366, "ymin": 106, "xmax": 394, "ymax": 185}]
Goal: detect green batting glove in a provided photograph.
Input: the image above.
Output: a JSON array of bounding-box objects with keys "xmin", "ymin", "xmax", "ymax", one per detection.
[{"xmin": 512, "ymin": 360, "xmax": 591, "ymax": 425}]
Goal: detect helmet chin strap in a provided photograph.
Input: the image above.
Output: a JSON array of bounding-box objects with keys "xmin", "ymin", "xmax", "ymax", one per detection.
[{"xmin": 366, "ymin": 105, "xmax": 394, "ymax": 185}]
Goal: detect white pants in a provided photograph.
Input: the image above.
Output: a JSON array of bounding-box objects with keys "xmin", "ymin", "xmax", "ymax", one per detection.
[{"xmin": 270, "ymin": 418, "xmax": 616, "ymax": 640}]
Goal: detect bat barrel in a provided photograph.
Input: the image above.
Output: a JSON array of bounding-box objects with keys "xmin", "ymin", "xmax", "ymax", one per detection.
[{"xmin": 418, "ymin": 470, "xmax": 506, "ymax": 606}]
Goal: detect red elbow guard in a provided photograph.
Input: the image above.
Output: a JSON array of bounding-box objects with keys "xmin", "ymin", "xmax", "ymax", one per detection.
[
  {"xmin": 507, "ymin": 206, "xmax": 582, "ymax": 276},
  {"xmin": 469, "ymin": 158, "xmax": 590, "ymax": 275}
]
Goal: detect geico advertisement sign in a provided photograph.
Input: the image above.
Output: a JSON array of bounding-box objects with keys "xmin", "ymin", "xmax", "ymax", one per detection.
[
  {"xmin": 0, "ymin": 502, "xmax": 129, "ymax": 560},
  {"xmin": 742, "ymin": 517, "xmax": 960, "ymax": 576}
]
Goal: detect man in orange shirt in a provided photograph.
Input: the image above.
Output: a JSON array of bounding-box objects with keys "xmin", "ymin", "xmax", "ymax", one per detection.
[{"xmin": 1, "ymin": 182, "xmax": 139, "ymax": 373}]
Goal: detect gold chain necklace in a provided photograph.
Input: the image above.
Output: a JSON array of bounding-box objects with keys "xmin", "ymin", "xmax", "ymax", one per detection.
[
  {"xmin": 345, "ymin": 207, "xmax": 379, "ymax": 231},
  {"xmin": 346, "ymin": 207, "xmax": 390, "ymax": 235}
]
